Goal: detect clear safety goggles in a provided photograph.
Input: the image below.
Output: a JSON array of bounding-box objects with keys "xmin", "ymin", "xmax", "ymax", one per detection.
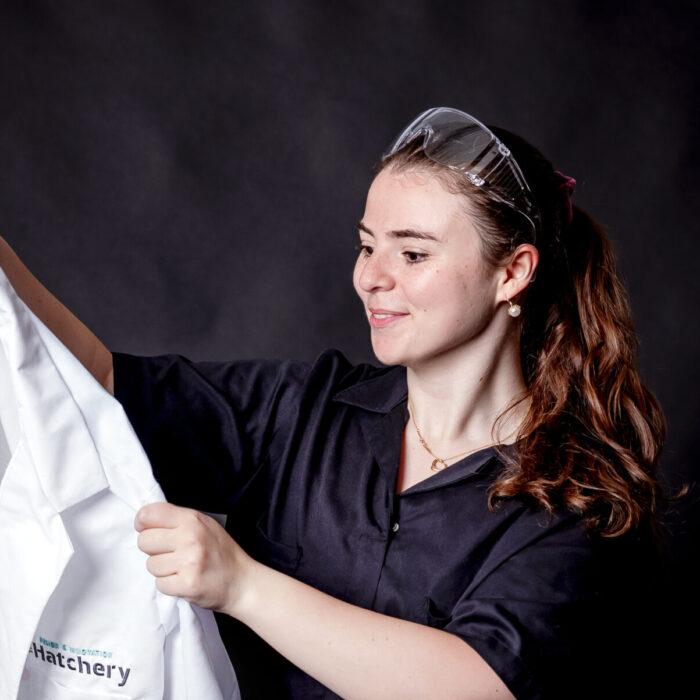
[{"xmin": 383, "ymin": 107, "xmax": 541, "ymax": 240}]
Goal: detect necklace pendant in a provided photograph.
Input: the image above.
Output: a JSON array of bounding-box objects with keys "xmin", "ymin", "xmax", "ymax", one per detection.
[{"xmin": 431, "ymin": 458, "xmax": 448, "ymax": 472}]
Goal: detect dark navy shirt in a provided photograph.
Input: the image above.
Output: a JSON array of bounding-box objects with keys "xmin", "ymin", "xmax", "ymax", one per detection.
[{"xmin": 113, "ymin": 349, "xmax": 650, "ymax": 700}]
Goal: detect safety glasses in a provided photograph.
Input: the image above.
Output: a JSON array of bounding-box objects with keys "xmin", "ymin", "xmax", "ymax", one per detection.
[{"xmin": 383, "ymin": 107, "xmax": 541, "ymax": 240}]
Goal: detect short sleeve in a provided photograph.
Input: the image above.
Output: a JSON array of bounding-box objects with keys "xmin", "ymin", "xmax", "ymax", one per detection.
[
  {"xmin": 112, "ymin": 352, "xmax": 310, "ymax": 513},
  {"xmin": 442, "ymin": 516, "xmax": 641, "ymax": 700}
]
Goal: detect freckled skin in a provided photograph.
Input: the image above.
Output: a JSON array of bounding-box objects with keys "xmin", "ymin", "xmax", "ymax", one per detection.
[{"xmin": 353, "ymin": 170, "xmax": 501, "ymax": 368}]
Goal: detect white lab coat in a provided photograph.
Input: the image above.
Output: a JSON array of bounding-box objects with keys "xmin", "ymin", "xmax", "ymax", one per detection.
[{"xmin": 0, "ymin": 270, "xmax": 240, "ymax": 700}]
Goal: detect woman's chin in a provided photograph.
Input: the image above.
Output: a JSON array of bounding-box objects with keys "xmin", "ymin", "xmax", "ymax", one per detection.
[{"xmin": 371, "ymin": 342, "xmax": 412, "ymax": 368}]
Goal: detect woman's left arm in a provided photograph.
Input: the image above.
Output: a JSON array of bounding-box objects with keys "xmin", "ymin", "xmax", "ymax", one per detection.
[{"xmin": 135, "ymin": 502, "xmax": 514, "ymax": 700}]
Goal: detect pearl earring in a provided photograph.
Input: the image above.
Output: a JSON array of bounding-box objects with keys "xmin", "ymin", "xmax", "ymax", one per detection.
[{"xmin": 507, "ymin": 299, "xmax": 521, "ymax": 318}]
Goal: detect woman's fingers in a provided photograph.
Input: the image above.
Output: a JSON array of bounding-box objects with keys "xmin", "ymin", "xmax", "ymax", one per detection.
[
  {"xmin": 137, "ymin": 526, "xmax": 175, "ymax": 555},
  {"xmin": 145, "ymin": 551, "xmax": 178, "ymax": 577},
  {"xmin": 155, "ymin": 573, "xmax": 187, "ymax": 599},
  {"xmin": 134, "ymin": 501, "xmax": 187, "ymax": 532}
]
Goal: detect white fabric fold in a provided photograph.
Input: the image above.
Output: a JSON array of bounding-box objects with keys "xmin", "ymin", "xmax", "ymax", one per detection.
[{"xmin": 0, "ymin": 270, "xmax": 240, "ymax": 700}]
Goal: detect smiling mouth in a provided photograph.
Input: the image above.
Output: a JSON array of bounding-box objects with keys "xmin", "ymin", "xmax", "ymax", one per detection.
[{"xmin": 368, "ymin": 309, "xmax": 408, "ymax": 328}]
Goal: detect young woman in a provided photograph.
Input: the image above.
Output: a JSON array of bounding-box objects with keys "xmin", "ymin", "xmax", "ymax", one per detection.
[{"xmin": 0, "ymin": 107, "xmax": 663, "ymax": 699}]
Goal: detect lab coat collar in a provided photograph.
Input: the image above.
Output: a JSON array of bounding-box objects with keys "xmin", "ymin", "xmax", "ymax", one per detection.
[{"xmin": 0, "ymin": 273, "xmax": 109, "ymax": 513}]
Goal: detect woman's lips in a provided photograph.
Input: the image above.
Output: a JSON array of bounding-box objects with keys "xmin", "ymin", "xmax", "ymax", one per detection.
[{"xmin": 368, "ymin": 308, "xmax": 409, "ymax": 328}]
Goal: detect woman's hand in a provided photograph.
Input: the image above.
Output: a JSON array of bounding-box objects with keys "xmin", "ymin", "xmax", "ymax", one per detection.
[{"xmin": 134, "ymin": 502, "xmax": 252, "ymax": 614}]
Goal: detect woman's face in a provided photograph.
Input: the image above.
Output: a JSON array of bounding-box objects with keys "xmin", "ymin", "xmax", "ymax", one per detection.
[{"xmin": 353, "ymin": 167, "xmax": 502, "ymax": 368}]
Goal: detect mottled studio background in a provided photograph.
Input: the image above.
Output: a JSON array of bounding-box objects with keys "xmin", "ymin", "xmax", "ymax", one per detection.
[{"xmin": 1, "ymin": 0, "xmax": 697, "ymax": 693}]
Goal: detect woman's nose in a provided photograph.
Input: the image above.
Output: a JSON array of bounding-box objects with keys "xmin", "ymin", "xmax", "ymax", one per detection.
[{"xmin": 357, "ymin": 250, "xmax": 395, "ymax": 293}]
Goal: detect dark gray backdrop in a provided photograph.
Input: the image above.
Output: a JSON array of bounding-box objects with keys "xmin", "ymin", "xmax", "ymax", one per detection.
[{"xmin": 1, "ymin": 0, "xmax": 697, "ymax": 691}]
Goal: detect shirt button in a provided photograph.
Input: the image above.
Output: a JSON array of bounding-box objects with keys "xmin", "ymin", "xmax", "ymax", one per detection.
[{"xmin": 391, "ymin": 522, "xmax": 400, "ymax": 533}]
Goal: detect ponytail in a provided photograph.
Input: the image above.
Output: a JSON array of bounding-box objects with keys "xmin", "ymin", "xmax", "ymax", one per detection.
[{"xmin": 492, "ymin": 204, "xmax": 664, "ymax": 536}]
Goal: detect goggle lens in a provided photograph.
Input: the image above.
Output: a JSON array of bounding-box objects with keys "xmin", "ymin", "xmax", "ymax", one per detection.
[{"xmin": 383, "ymin": 108, "xmax": 541, "ymax": 239}]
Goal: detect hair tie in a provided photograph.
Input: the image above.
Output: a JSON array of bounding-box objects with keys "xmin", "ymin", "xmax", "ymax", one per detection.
[{"xmin": 554, "ymin": 170, "xmax": 576, "ymax": 226}]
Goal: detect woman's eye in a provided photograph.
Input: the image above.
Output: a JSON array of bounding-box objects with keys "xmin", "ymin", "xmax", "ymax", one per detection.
[
  {"xmin": 404, "ymin": 251, "xmax": 427, "ymax": 263},
  {"xmin": 355, "ymin": 244, "xmax": 373, "ymax": 257}
]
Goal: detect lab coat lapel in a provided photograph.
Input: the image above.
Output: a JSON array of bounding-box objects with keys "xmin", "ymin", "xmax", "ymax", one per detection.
[
  {"xmin": 30, "ymin": 299, "xmax": 155, "ymax": 512},
  {"xmin": 0, "ymin": 274, "xmax": 109, "ymax": 512},
  {"xmin": 2, "ymin": 270, "xmax": 150, "ymax": 516},
  {"xmin": 0, "ymin": 274, "xmax": 88, "ymax": 700}
]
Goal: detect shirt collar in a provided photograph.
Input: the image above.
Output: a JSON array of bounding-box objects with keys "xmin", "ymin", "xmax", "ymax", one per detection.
[
  {"xmin": 400, "ymin": 448, "xmax": 508, "ymax": 495},
  {"xmin": 332, "ymin": 365, "xmax": 407, "ymax": 413},
  {"xmin": 333, "ymin": 362, "xmax": 515, "ymax": 491}
]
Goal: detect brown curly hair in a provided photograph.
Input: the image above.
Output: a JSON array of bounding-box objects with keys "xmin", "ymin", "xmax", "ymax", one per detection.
[{"xmin": 380, "ymin": 130, "xmax": 664, "ymax": 537}]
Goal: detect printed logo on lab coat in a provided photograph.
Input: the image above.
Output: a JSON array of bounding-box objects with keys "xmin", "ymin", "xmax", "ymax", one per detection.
[{"xmin": 27, "ymin": 637, "xmax": 131, "ymax": 688}]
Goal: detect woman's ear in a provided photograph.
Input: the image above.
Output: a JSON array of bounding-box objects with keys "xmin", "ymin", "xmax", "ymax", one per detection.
[{"xmin": 499, "ymin": 244, "xmax": 539, "ymax": 301}]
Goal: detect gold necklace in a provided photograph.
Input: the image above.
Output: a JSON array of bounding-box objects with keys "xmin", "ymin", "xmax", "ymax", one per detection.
[{"xmin": 408, "ymin": 397, "xmax": 497, "ymax": 472}]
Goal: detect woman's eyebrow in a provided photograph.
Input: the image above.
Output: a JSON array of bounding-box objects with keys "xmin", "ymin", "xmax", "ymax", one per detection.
[{"xmin": 357, "ymin": 220, "xmax": 439, "ymax": 241}]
